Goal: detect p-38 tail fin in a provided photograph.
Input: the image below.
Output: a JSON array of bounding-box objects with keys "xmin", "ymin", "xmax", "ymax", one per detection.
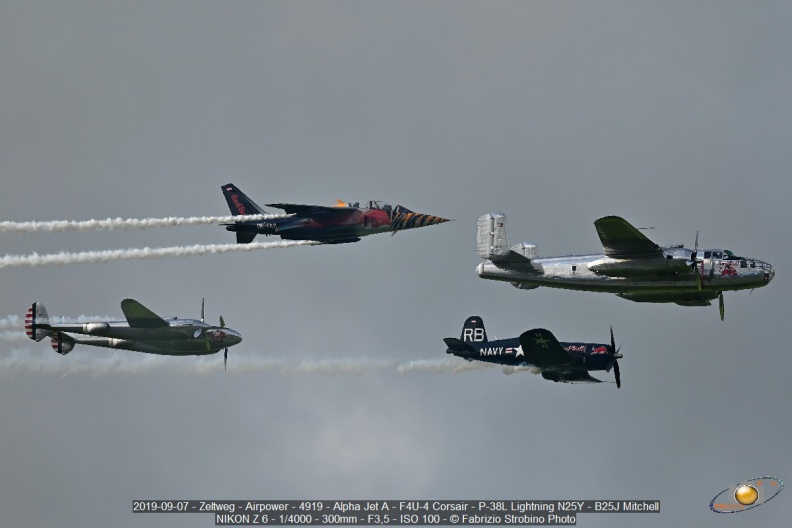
[{"xmin": 24, "ymin": 302, "xmax": 52, "ymax": 342}]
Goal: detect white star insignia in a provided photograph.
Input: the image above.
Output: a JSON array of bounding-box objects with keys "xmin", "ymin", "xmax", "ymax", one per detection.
[{"xmin": 534, "ymin": 334, "xmax": 550, "ymax": 348}]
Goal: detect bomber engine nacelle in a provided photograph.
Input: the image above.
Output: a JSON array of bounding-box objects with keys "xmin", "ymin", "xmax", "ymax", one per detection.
[{"xmin": 588, "ymin": 257, "xmax": 691, "ymax": 277}]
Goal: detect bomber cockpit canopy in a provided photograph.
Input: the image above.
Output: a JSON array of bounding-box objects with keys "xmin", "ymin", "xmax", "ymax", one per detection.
[{"xmin": 703, "ymin": 249, "xmax": 740, "ymax": 260}]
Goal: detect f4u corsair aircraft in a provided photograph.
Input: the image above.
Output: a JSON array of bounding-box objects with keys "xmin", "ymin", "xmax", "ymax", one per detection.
[
  {"xmin": 221, "ymin": 183, "xmax": 450, "ymax": 244},
  {"xmin": 24, "ymin": 299, "xmax": 242, "ymax": 369},
  {"xmin": 444, "ymin": 317, "xmax": 623, "ymax": 387},
  {"xmin": 476, "ymin": 213, "xmax": 775, "ymax": 320}
]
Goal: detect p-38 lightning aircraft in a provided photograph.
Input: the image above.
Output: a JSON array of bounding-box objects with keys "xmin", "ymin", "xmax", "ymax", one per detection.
[
  {"xmin": 476, "ymin": 213, "xmax": 775, "ymax": 320},
  {"xmin": 221, "ymin": 183, "xmax": 450, "ymax": 244},
  {"xmin": 444, "ymin": 316, "xmax": 623, "ymax": 387},
  {"xmin": 24, "ymin": 299, "xmax": 242, "ymax": 369}
]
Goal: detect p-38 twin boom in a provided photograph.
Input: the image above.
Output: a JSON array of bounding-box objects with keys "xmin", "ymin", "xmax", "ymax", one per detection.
[
  {"xmin": 476, "ymin": 213, "xmax": 774, "ymax": 320},
  {"xmin": 25, "ymin": 298, "xmax": 242, "ymax": 369}
]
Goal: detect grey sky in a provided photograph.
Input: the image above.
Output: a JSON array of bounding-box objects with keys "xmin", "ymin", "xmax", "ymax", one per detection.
[{"xmin": 1, "ymin": 2, "xmax": 790, "ymax": 527}]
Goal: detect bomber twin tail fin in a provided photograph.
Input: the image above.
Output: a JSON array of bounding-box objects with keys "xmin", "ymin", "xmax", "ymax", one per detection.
[
  {"xmin": 477, "ymin": 213, "xmax": 538, "ymax": 264},
  {"xmin": 25, "ymin": 302, "xmax": 52, "ymax": 342},
  {"xmin": 461, "ymin": 316, "xmax": 488, "ymax": 343}
]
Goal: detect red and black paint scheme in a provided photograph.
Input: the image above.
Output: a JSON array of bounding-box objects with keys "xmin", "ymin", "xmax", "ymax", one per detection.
[
  {"xmin": 444, "ymin": 316, "xmax": 623, "ymax": 387},
  {"xmin": 221, "ymin": 183, "xmax": 450, "ymax": 244}
]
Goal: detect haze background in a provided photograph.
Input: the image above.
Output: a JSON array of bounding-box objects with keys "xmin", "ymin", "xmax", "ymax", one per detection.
[{"xmin": 1, "ymin": 2, "xmax": 789, "ymax": 526}]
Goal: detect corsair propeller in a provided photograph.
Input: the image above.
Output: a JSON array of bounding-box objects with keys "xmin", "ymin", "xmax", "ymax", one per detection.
[
  {"xmin": 220, "ymin": 315, "xmax": 228, "ymax": 370},
  {"xmin": 610, "ymin": 326, "xmax": 622, "ymax": 389}
]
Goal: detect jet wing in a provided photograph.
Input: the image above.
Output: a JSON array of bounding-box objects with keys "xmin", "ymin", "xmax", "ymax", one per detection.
[
  {"xmin": 594, "ymin": 216, "xmax": 662, "ymax": 258},
  {"xmin": 120, "ymin": 299, "xmax": 169, "ymax": 328},
  {"xmin": 519, "ymin": 328, "xmax": 574, "ymax": 368},
  {"xmin": 265, "ymin": 203, "xmax": 357, "ymax": 217}
]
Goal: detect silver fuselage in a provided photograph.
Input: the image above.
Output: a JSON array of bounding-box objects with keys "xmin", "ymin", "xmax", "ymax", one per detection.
[{"xmin": 477, "ymin": 252, "xmax": 774, "ymax": 295}]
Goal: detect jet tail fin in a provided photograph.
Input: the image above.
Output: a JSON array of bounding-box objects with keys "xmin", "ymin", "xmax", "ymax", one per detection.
[
  {"xmin": 24, "ymin": 302, "xmax": 52, "ymax": 342},
  {"xmin": 461, "ymin": 316, "xmax": 488, "ymax": 343},
  {"xmin": 222, "ymin": 183, "xmax": 267, "ymax": 216}
]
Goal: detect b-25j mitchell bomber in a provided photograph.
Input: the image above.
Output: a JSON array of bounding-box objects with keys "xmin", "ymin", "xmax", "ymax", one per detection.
[
  {"xmin": 444, "ymin": 317, "xmax": 623, "ymax": 387},
  {"xmin": 476, "ymin": 213, "xmax": 775, "ymax": 320},
  {"xmin": 25, "ymin": 299, "xmax": 242, "ymax": 369},
  {"xmin": 221, "ymin": 183, "xmax": 450, "ymax": 244}
]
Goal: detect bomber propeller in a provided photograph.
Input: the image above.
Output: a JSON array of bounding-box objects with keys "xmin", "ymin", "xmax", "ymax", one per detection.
[{"xmin": 690, "ymin": 230, "xmax": 703, "ymax": 291}]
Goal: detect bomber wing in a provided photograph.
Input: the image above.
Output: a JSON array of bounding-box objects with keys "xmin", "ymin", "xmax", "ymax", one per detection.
[
  {"xmin": 265, "ymin": 203, "xmax": 357, "ymax": 217},
  {"xmin": 120, "ymin": 299, "xmax": 169, "ymax": 328},
  {"xmin": 519, "ymin": 328, "xmax": 574, "ymax": 368},
  {"xmin": 594, "ymin": 216, "xmax": 663, "ymax": 258}
]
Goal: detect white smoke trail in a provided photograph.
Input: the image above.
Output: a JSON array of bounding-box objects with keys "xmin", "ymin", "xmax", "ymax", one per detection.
[
  {"xmin": 0, "ymin": 331, "xmax": 29, "ymax": 343},
  {"xmin": 1, "ymin": 314, "xmax": 116, "ymax": 328},
  {"xmin": 0, "ymin": 240, "xmax": 318, "ymax": 269},
  {"xmin": 0, "ymin": 349, "xmax": 498, "ymax": 377},
  {"xmin": 0, "ymin": 213, "xmax": 290, "ymax": 234},
  {"xmin": 0, "ymin": 315, "xmax": 20, "ymax": 329}
]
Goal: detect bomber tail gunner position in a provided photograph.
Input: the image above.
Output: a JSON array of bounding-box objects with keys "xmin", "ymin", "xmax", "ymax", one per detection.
[
  {"xmin": 221, "ymin": 183, "xmax": 450, "ymax": 244},
  {"xmin": 476, "ymin": 213, "xmax": 774, "ymax": 320},
  {"xmin": 25, "ymin": 298, "xmax": 242, "ymax": 369},
  {"xmin": 444, "ymin": 316, "xmax": 623, "ymax": 387}
]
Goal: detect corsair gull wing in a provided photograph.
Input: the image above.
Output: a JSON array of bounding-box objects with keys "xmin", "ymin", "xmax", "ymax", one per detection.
[{"xmin": 519, "ymin": 328, "xmax": 574, "ymax": 368}]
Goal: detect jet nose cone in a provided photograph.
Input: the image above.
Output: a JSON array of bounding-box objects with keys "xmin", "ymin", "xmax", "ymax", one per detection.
[
  {"xmin": 476, "ymin": 261, "xmax": 485, "ymax": 277},
  {"xmin": 391, "ymin": 211, "xmax": 451, "ymax": 231}
]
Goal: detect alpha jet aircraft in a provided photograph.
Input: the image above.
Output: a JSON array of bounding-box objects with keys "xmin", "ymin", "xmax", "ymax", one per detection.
[
  {"xmin": 444, "ymin": 316, "xmax": 623, "ymax": 387},
  {"xmin": 24, "ymin": 299, "xmax": 241, "ymax": 369},
  {"xmin": 221, "ymin": 183, "xmax": 450, "ymax": 244},
  {"xmin": 476, "ymin": 213, "xmax": 775, "ymax": 320}
]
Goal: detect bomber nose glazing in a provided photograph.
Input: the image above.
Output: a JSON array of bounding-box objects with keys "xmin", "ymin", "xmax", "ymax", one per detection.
[{"xmin": 763, "ymin": 261, "xmax": 775, "ymax": 283}]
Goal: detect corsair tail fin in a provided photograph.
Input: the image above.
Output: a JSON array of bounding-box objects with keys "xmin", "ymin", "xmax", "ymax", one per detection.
[
  {"xmin": 461, "ymin": 316, "xmax": 488, "ymax": 343},
  {"xmin": 222, "ymin": 183, "xmax": 267, "ymax": 216},
  {"xmin": 24, "ymin": 302, "xmax": 52, "ymax": 342}
]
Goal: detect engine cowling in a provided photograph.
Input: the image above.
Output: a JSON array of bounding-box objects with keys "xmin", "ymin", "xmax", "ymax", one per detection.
[{"xmin": 82, "ymin": 322, "xmax": 109, "ymax": 335}]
